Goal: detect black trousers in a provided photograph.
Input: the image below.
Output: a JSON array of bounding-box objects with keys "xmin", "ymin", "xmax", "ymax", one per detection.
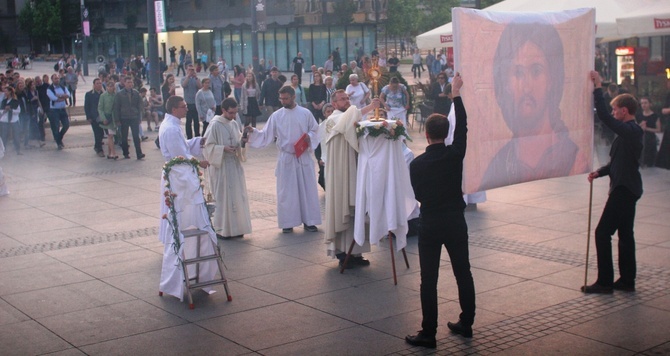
[
  {"xmin": 185, "ymin": 104, "xmax": 200, "ymax": 139},
  {"xmin": 119, "ymin": 117, "xmax": 143, "ymax": 157},
  {"xmin": 419, "ymin": 211, "xmax": 475, "ymax": 337},
  {"xmin": 89, "ymin": 119, "xmax": 105, "ymax": 153},
  {"xmin": 595, "ymin": 186, "xmax": 639, "ymax": 286},
  {"xmin": 176, "ymin": 63, "xmax": 186, "ymax": 76}
]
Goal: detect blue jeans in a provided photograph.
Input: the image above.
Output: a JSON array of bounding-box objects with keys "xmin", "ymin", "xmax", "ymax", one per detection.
[
  {"xmin": 0, "ymin": 121, "xmax": 21, "ymax": 153},
  {"xmin": 48, "ymin": 108, "xmax": 70, "ymax": 146}
]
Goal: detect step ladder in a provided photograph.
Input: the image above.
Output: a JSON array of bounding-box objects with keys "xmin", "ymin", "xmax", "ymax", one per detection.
[{"xmin": 161, "ymin": 228, "xmax": 232, "ymax": 309}]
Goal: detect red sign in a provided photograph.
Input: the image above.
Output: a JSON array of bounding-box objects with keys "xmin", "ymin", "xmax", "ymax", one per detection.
[
  {"xmin": 654, "ymin": 18, "xmax": 670, "ymax": 29},
  {"xmin": 615, "ymin": 46, "xmax": 635, "ymax": 56},
  {"xmin": 440, "ymin": 35, "xmax": 453, "ymax": 43}
]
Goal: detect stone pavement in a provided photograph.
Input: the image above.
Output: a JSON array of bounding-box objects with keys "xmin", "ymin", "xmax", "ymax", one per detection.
[{"xmin": 1, "ymin": 62, "xmax": 669, "ymax": 355}]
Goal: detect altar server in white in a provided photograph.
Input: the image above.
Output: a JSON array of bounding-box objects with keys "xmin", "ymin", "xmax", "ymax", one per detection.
[{"xmin": 247, "ymin": 86, "xmax": 322, "ymax": 233}]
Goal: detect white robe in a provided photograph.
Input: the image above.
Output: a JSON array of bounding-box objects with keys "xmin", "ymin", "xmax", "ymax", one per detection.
[
  {"xmin": 248, "ymin": 105, "xmax": 322, "ymax": 228},
  {"xmin": 354, "ymin": 120, "xmax": 416, "ymax": 250},
  {"xmin": 320, "ymin": 106, "xmax": 370, "ymax": 257},
  {"xmin": 158, "ymin": 114, "xmax": 219, "ymax": 301},
  {"xmin": 202, "ymin": 116, "xmax": 252, "ymax": 237}
]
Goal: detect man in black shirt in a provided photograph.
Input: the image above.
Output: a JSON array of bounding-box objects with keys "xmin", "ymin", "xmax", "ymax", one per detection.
[
  {"xmin": 582, "ymin": 71, "xmax": 643, "ymax": 294},
  {"xmin": 84, "ymin": 78, "xmax": 105, "ymax": 157},
  {"xmin": 292, "ymin": 52, "xmax": 305, "ymax": 84},
  {"xmin": 405, "ymin": 73, "xmax": 475, "ymax": 349},
  {"xmin": 260, "ymin": 67, "xmax": 282, "ymax": 112},
  {"xmin": 387, "ymin": 52, "xmax": 400, "ymax": 73}
]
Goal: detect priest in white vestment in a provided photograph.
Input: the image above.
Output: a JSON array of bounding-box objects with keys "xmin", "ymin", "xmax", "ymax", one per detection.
[
  {"xmin": 203, "ymin": 98, "xmax": 252, "ymax": 239},
  {"xmin": 247, "ymin": 86, "xmax": 322, "ymax": 233},
  {"xmin": 320, "ymin": 89, "xmax": 380, "ymax": 267},
  {"xmin": 158, "ymin": 95, "xmax": 219, "ymax": 301}
]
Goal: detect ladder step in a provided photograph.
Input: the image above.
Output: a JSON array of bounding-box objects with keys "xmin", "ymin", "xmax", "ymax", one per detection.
[
  {"xmin": 183, "ymin": 255, "xmax": 220, "ymax": 264},
  {"xmin": 189, "ymin": 278, "xmax": 228, "ymax": 290}
]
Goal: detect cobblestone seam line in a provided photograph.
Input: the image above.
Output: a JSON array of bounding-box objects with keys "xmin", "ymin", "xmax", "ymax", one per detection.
[{"xmin": 391, "ymin": 233, "xmax": 670, "ymax": 355}]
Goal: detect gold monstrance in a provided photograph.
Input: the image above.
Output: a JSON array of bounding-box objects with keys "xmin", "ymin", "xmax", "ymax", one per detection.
[{"xmin": 368, "ymin": 55, "xmax": 384, "ymax": 121}]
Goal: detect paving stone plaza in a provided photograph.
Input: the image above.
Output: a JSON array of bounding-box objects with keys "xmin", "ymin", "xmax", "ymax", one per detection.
[{"xmin": 0, "ymin": 62, "xmax": 669, "ymax": 355}]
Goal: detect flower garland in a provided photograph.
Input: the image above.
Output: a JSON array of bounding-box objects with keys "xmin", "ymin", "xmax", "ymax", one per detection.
[
  {"xmin": 355, "ymin": 119, "xmax": 412, "ymax": 142},
  {"xmin": 161, "ymin": 156, "xmax": 208, "ymax": 265}
]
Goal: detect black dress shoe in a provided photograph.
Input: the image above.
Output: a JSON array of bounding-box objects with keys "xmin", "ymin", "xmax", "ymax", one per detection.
[
  {"xmin": 352, "ymin": 256, "xmax": 370, "ymax": 266},
  {"xmin": 137, "ymin": 153, "xmax": 146, "ymax": 160},
  {"xmin": 124, "ymin": 155, "xmax": 131, "ymax": 159},
  {"xmin": 303, "ymin": 224, "xmax": 318, "ymax": 232},
  {"xmin": 613, "ymin": 279, "xmax": 635, "ymax": 292},
  {"xmin": 447, "ymin": 320, "xmax": 473, "ymax": 338},
  {"xmin": 581, "ymin": 283, "xmax": 613, "ymax": 294},
  {"xmin": 405, "ymin": 331, "xmax": 436, "ymax": 348},
  {"xmin": 282, "ymin": 228, "xmax": 293, "ymax": 233}
]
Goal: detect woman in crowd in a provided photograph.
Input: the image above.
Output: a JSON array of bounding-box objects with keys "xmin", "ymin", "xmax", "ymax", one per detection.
[
  {"xmin": 289, "ymin": 74, "xmax": 307, "ymax": 107},
  {"xmin": 636, "ymin": 97, "xmax": 662, "ymax": 168},
  {"xmin": 0, "ymin": 86, "xmax": 21, "ymax": 155},
  {"xmin": 195, "ymin": 78, "xmax": 217, "ymax": 134},
  {"xmin": 324, "ymin": 76, "xmax": 336, "ymax": 104},
  {"xmin": 15, "ymin": 80, "xmax": 31, "ymax": 148},
  {"xmin": 161, "ymin": 74, "xmax": 176, "ymax": 113},
  {"xmin": 345, "ymin": 73, "xmax": 370, "ymax": 109},
  {"xmin": 98, "ymin": 80, "xmax": 119, "ymax": 160},
  {"xmin": 380, "ymin": 77, "xmax": 410, "ymax": 126},
  {"xmin": 240, "ymin": 72, "xmax": 262, "ymax": 127},
  {"xmin": 24, "ymin": 78, "xmax": 42, "ymax": 147},
  {"xmin": 232, "ymin": 65, "xmax": 245, "ymax": 103},
  {"xmin": 308, "ymin": 71, "xmax": 327, "ymax": 122}
]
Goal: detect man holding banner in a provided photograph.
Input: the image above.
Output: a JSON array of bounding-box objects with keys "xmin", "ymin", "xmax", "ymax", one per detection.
[{"xmin": 582, "ymin": 71, "xmax": 643, "ymax": 294}]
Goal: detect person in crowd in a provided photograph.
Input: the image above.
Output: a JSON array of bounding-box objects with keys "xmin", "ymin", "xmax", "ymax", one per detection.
[
  {"xmin": 0, "ymin": 86, "xmax": 21, "ymax": 155},
  {"xmin": 431, "ymin": 73, "xmax": 451, "ymax": 116},
  {"xmin": 15, "ymin": 80, "xmax": 31, "ymax": 149},
  {"xmin": 148, "ymin": 87, "xmax": 164, "ymax": 131},
  {"xmin": 240, "ymin": 72, "xmax": 262, "ymax": 127},
  {"xmin": 232, "ymin": 65, "xmax": 245, "ymax": 103},
  {"xmin": 209, "ymin": 64, "xmax": 230, "ymax": 115},
  {"xmin": 388, "ymin": 52, "xmax": 400, "ymax": 73},
  {"xmin": 324, "ymin": 75, "xmax": 336, "ymax": 104},
  {"xmin": 292, "ymin": 51, "xmax": 305, "ymax": 83},
  {"xmin": 289, "ymin": 74, "xmax": 307, "ymax": 107},
  {"xmin": 195, "ymin": 78, "xmax": 216, "ymax": 134},
  {"xmin": 181, "ymin": 65, "xmax": 202, "ymax": 139},
  {"xmin": 113, "ymin": 76, "xmax": 145, "ymax": 160},
  {"xmin": 582, "ymin": 71, "xmax": 643, "ymax": 294},
  {"xmin": 635, "ymin": 97, "xmax": 662, "ymax": 168},
  {"xmin": 380, "ymin": 77, "xmax": 410, "ymax": 126},
  {"xmin": 84, "ymin": 78, "xmax": 105, "ymax": 157},
  {"xmin": 406, "ymin": 73, "xmax": 475, "ymax": 348},
  {"xmin": 345, "ymin": 74, "xmax": 370, "ymax": 109},
  {"xmin": 24, "ymin": 78, "xmax": 42, "ymax": 148},
  {"xmin": 46, "ymin": 74, "xmax": 71, "ymax": 150},
  {"xmin": 34, "ymin": 75, "xmax": 49, "ymax": 147},
  {"xmin": 161, "ymin": 74, "xmax": 176, "ymax": 114},
  {"xmin": 98, "ymin": 80, "xmax": 119, "ymax": 160},
  {"xmin": 308, "ymin": 71, "xmax": 327, "ymax": 122},
  {"xmin": 259, "ymin": 66, "xmax": 282, "ymax": 113},
  {"xmin": 246, "ymin": 86, "xmax": 321, "ymax": 233},
  {"xmin": 203, "ymin": 97, "xmax": 252, "ymax": 239}
]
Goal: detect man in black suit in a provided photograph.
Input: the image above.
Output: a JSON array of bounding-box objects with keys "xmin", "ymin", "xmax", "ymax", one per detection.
[
  {"xmin": 430, "ymin": 73, "xmax": 451, "ymax": 116},
  {"xmin": 405, "ymin": 73, "xmax": 475, "ymax": 348}
]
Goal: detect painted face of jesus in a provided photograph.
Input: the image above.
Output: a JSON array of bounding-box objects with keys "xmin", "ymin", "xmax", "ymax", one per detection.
[{"xmin": 508, "ymin": 41, "xmax": 550, "ymax": 132}]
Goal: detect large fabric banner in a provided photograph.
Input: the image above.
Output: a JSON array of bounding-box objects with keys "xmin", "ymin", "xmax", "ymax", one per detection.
[{"xmin": 453, "ymin": 8, "xmax": 595, "ymax": 193}]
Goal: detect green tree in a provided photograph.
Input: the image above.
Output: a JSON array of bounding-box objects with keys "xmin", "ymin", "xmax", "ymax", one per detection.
[
  {"xmin": 331, "ymin": 0, "xmax": 356, "ymax": 25},
  {"xmin": 18, "ymin": 0, "xmax": 63, "ymax": 44},
  {"xmin": 386, "ymin": 0, "xmax": 421, "ymax": 37}
]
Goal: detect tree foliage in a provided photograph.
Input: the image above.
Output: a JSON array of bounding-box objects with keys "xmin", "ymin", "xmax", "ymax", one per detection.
[
  {"xmin": 386, "ymin": 0, "xmax": 421, "ymax": 37},
  {"xmin": 18, "ymin": 0, "xmax": 63, "ymax": 43},
  {"xmin": 331, "ymin": 0, "xmax": 357, "ymax": 25}
]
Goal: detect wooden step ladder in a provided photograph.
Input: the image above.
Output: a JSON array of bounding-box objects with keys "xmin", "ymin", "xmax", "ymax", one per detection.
[{"xmin": 177, "ymin": 228, "xmax": 232, "ymax": 309}]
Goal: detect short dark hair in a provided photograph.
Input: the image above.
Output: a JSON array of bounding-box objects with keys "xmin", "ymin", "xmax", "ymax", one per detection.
[
  {"xmin": 139, "ymin": 87, "xmax": 147, "ymax": 93},
  {"xmin": 93, "ymin": 78, "xmax": 101, "ymax": 85},
  {"xmin": 221, "ymin": 97, "xmax": 238, "ymax": 111},
  {"xmin": 209, "ymin": 64, "xmax": 218, "ymax": 72},
  {"xmin": 611, "ymin": 94, "xmax": 638, "ymax": 116},
  {"xmin": 278, "ymin": 86, "xmax": 295, "ymax": 96},
  {"xmin": 425, "ymin": 113, "xmax": 450, "ymax": 140},
  {"xmin": 166, "ymin": 95, "xmax": 184, "ymax": 114}
]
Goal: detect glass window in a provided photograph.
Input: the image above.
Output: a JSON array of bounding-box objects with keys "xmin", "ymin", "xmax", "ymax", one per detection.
[
  {"xmin": 346, "ymin": 27, "xmax": 363, "ymax": 64},
  {"xmin": 312, "ymin": 27, "xmax": 330, "ymax": 69},
  {"xmin": 276, "ymin": 29, "xmax": 289, "ymax": 70},
  {"xmin": 261, "ymin": 30, "xmax": 276, "ymax": 70},
  {"xmin": 287, "ymin": 28, "xmax": 298, "ymax": 72},
  {"xmin": 231, "ymin": 30, "xmax": 242, "ymax": 68},
  {"xmin": 330, "ymin": 27, "xmax": 346, "ymax": 70},
  {"xmin": 298, "ymin": 27, "xmax": 313, "ymax": 70},
  {"xmin": 241, "ymin": 28, "xmax": 252, "ymax": 69}
]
